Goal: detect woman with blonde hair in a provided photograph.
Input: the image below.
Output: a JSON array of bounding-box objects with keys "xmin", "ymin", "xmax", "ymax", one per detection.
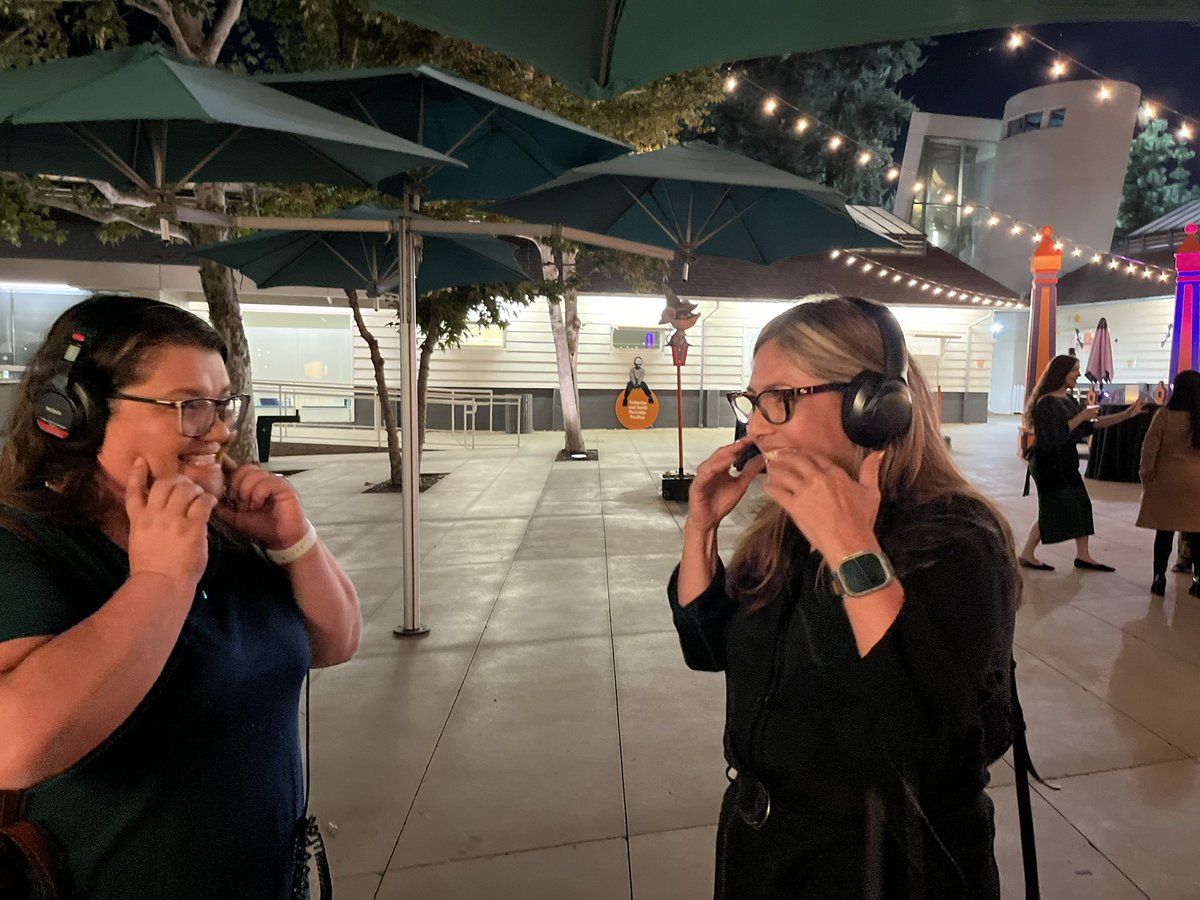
[
  {"xmin": 1136, "ymin": 369, "xmax": 1200, "ymax": 596},
  {"xmin": 670, "ymin": 296, "xmax": 1019, "ymax": 898}
]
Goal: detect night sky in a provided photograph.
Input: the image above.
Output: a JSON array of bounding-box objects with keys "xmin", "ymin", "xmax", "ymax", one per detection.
[{"xmin": 900, "ymin": 22, "xmax": 1199, "ymax": 120}]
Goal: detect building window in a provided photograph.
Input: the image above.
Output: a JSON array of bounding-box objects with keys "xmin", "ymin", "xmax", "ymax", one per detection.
[
  {"xmin": 612, "ymin": 326, "xmax": 667, "ymax": 350},
  {"xmin": 461, "ymin": 324, "xmax": 507, "ymax": 347},
  {"xmin": 1004, "ymin": 110, "xmax": 1045, "ymax": 139},
  {"xmin": 1048, "ymin": 107, "xmax": 1067, "ymax": 128},
  {"xmin": 909, "ymin": 136, "xmax": 996, "ymax": 267}
]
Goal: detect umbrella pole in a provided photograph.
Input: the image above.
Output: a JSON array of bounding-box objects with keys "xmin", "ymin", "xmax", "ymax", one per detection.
[
  {"xmin": 676, "ymin": 364, "xmax": 684, "ymax": 476},
  {"xmin": 394, "ymin": 205, "xmax": 429, "ymax": 638}
]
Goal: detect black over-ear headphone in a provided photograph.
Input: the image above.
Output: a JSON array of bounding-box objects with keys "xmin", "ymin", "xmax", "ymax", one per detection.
[
  {"xmin": 33, "ymin": 300, "xmax": 116, "ymax": 452},
  {"xmin": 840, "ymin": 298, "xmax": 913, "ymax": 449}
]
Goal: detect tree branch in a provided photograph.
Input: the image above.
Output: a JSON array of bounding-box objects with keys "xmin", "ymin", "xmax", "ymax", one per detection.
[
  {"xmin": 88, "ymin": 180, "xmax": 156, "ymax": 208},
  {"xmin": 144, "ymin": 0, "xmax": 196, "ymax": 60},
  {"xmin": 16, "ymin": 182, "xmax": 191, "ymax": 243},
  {"xmin": 204, "ymin": 0, "xmax": 243, "ymax": 65}
]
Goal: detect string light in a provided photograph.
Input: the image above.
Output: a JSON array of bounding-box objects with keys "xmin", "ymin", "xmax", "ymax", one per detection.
[
  {"xmin": 1053, "ymin": 241, "xmax": 1064, "ymax": 251},
  {"xmin": 1072, "ymin": 247, "xmax": 1083, "ymax": 257},
  {"xmin": 1108, "ymin": 259, "xmax": 1121, "ymax": 269},
  {"xmin": 1098, "ymin": 84, "xmax": 1112, "ymax": 101},
  {"xmin": 862, "ymin": 261, "xmax": 874, "ymax": 272},
  {"xmin": 1142, "ymin": 269, "xmax": 1153, "ymax": 278},
  {"xmin": 828, "ymin": 250, "xmax": 1021, "ymax": 307},
  {"xmin": 723, "ymin": 74, "xmax": 738, "ymax": 93},
  {"xmin": 721, "ymin": 70, "xmax": 1183, "ymax": 284},
  {"xmin": 893, "ymin": 274, "xmax": 903, "ymax": 282},
  {"xmin": 830, "ymin": 249, "xmax": 841, "ymax": 259},
  {"xmin": 1142, "ymin": 102, "xmax": 1158, "ymax": 119},
  {"xmin": 1050, "ymin": 60, "xmax": 1067, "ymax": 78},
  {"xmin": 942, "ymin": 191, "xmax": 955, "ymax": 203},
  {"xmin": 1007, "ymin": 32, "xmax": 1024, "ymax": 50},
  {"xmin": 857, "ymin": 150, "xmax": 873, "ymax": 166},
  {"xmin": 762, "ymin": 96, "xmax": 779, "ymax": 115}
]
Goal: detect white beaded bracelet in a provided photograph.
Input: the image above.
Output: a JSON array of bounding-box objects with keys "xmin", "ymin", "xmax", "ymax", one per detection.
[{"xmin": 265, "ymin": 520, "xmax": 318, "ymax": 565}]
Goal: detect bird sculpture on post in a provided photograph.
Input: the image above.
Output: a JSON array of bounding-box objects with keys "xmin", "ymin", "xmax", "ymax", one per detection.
[{"xmin": 660, "ymin": 281, "xmax": 701, "ymax": 500}]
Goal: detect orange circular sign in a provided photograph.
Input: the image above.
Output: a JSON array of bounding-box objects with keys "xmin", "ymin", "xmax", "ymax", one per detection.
[{"xmin": 616, "ymin": 389, "xmax": 659, "ymax": 429}]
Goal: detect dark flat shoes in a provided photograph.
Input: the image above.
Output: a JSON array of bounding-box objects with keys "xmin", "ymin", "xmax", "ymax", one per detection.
[
  {"xmin": 1018, "ymin": 558, "xmax": 1054, "ymax": 571},
  {"xmin": 1074, "ymin": 559, "xmax": 1115, "ymax": 572}
]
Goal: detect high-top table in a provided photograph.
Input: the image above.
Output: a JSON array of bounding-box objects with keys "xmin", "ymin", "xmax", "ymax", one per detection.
[{"xmin": 1084, "ymin": 404, "xmax": 1156, "ymax": 482}]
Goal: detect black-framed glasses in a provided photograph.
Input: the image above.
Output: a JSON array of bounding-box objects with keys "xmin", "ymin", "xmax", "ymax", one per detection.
[
  {"xmin": 726, "ymin": 383, "xmax": 848, "ymax": 426},
  {"xmin": 112, "ymin": 392, "xmax": 251, "ymax": 437}
]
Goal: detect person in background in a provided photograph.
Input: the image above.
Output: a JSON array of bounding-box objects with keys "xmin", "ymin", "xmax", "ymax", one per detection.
[
  {"xmin": 0, "ymin": 295, "xmax": 360, "ymax": 899},
  {"xmin": 1136, "ymin": 369, "xmax": 1200, "ymax": 597},
  {"xmin": 1019, "ymin": 355, "xmax": 1145, "ymax": 572},
  {"xmin": 671, "ymin": 296, "xmax": 1019, "ymax": 898}
]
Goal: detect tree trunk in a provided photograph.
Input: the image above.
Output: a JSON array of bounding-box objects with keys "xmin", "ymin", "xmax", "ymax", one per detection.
[
  {"xmin": 417, "ymin": 325, "xmax": 438, "ymax": 454},
  {"xmin": 186, "ymin": 182, "xmax": 258, "ymax": 462},
  {"xmin": 537, "ymin": 243, "xmax": 586, "ymax": 455},
  {"xmin": 347, "ymin": 289, "xmax": 402, "ymax": 487},
  {"xmin": 548, "ymin": 298, "xmax": 586, "ymax": 455}
]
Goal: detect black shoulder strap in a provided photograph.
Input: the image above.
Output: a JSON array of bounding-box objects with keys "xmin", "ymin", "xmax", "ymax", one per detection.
[{"xmin": 1010, "ymin": 657, "xmax": 1050, "ymax": 900}]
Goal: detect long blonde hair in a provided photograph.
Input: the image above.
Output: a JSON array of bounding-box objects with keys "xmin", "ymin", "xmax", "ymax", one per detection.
[{"xmin": 728, "ymin": 296, "xmax": 1017, "ymax": 604}]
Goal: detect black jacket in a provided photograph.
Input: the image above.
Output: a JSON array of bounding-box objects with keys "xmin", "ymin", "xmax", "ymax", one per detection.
[{"xmin": 668, "ymin": 495, "xmax": 1018, "ymax": 899}]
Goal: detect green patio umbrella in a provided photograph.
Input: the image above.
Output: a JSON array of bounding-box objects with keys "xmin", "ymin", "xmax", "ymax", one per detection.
[
  {"xmin": 492, "ymin": 141, "xmax": 894, "ymax": 277},
  {"xmin": 192, "ymin": 204, "xmax": 530, "ymax": 295},
  {"xmin": 257, "ymin": 65, "xmax": 630, "ymax": 200},
  {"xmin": 0, "ymin": 44, "xmax": 461, "ymax": 195},
  {"xmin": 368, "ymin": 0, "xmax": 1200, "ymax": 99}
]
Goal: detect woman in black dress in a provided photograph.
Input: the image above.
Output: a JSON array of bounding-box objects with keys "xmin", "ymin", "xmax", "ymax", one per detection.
[
  {"xmin": 672, "ymin": 297, "xmax": 1020, "ymax": 899},
  {"xmin": 1019, "ymin": 355, "xmax": 1145, "ymax": 571}
]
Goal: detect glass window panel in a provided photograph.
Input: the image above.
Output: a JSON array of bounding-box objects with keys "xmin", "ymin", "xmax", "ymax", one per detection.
[
  {"xmin": 1023, "ymin": 111, "xmax": 1043, "ymax": 131},
  {"xmin": 1049, "ymin": 107, "xmax": 1067, "ymax": 128}
]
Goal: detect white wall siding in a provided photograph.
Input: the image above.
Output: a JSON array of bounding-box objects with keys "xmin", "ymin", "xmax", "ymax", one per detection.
[{"xmin": 1055, "ymin": 295, "xmax": 1176, "ymax": 387}]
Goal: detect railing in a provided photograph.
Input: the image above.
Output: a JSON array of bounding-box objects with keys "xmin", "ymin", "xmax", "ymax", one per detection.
[
  {"xmin": 424, "ymin": 387, "xmax": 525, "ymax": 449},
  {"xmin": 251, "ymin": 380, "xmax": 527, "ymax": 450}
]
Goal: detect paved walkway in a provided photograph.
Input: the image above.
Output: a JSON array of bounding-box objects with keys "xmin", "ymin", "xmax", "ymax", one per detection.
[{"xmin": 280, "ymin": 419, "xmax": 1200, "ymax": 899}]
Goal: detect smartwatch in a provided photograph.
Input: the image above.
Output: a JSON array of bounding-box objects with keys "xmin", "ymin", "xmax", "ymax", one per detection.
[{"xmin": 831, "ymin": 551, "xmax": 895, "ymax": 598}]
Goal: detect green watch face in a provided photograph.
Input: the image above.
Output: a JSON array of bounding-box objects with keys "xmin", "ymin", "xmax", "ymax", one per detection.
[{"xmin": 838, "ymin": 553, "xmax": 890, "ymax": 595}]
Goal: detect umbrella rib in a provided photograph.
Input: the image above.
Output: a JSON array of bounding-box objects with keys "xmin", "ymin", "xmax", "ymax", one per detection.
[
  {"xmin": 598, "ymin": 0, "xmax": 622, "ymax": 86},
  {"xmin": 351, "ymin": 95, "xmax": 383, "ymax": 130},
  {"xmin": 443, "ymin": 107, "xmax": 498, "ymax": 159},
  {"xmin": 616, "ymin": 180, "xmax": 681, "ymax": 246},
  {"xmin": 172, "ymin": 126, "xmax": 243, "ymax": 190},
  {"xmin": 67, "ymin": 123, "xmax": 153, "ymax": 193},
  {"xmin": 317, "ymin": 236, "xmax": 372, "ymax": 286},
  {"xmin": 282, "ymin": 133, "xmax": 369, "ymax": 186},
  {"xmin": 692, "ymin": 186, "xmax": 732, "ymax": 244},
  {"xmin": 658, "ymin": 184, "xmax": 687, "ymax": 246},
  {"xmin": 693, "ymin": 191, "xmax": 772, "ymax": 253}
]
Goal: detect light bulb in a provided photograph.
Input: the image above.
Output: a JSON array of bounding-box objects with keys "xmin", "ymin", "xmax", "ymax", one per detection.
[
  {"xmin": 1054, "ymin": 241, "xmax": 1064, "ymax": 251},
  {"xmin": 845, "ymin": 255, "xmax": 856, "ymax": 266},
  {"xmin": 1008, "ymin": 32, "xmax": 1024, "ymax": 50},
  {"xmin": 933, "ymin": 287, "xmax": 944, "ymax": 295},
  {"xmin": 912, "ymin": 180, "xmax": 925, "ymax": 193},
  {"xmin": 962, "ymin": 205, "xmax": 976, "ymax": 216},
  {"xmin": 920, "ymin": 283, "xmax": 931, "ymax": 291},
  {"xmin": 862, "ymin": 262, "xmax": 874, "ymax": 272},
  {"xmin": 907, "ymin": 279, "xmax": 918, "ymax": 287},
  {"xmin": 1011, "ymin": 224, "xmax": 1023, "ymax": 236},
  {"xmin": 1160, "ymin": 272, "xmax": 1171, "ymax": 282},
  {"xmin": 1109, "ymin": 259, "xmax": 1120, "ymax": 269},
  {"xmin": 763, "ymin": 97, "xmax": 778, "ymax": 115},
  {"xmin": 1126, "ymin": 264, "xmax": 1137, "ymax": 274},
  {"xmin": 893, "ymin": 274, "xmax": 902, "ymax": 282},
  {"xmin": 830, "ymin": 249, "xmax": 841, "ymax": 259},
  {"xmin": 794, "ymin": 117, "xmax": 810, "ymax": 133},
  {"xmin": 1143, "ymin": 269, "xmax": 1153, "ymax": 278},
  {"xmin": 828, "ymin": 135, "xmax": 844, "ymax": 150},
  {"xmin": 885, "ymin": 167, "xmax": 900, "ymax": 181},
  {"xmin": 987, "ymin": 215, "xmax": 1000, "ymax": 227},
  {"xmin": 1050, "ymin": 60, "xmax": 1067, "ymax": 78},
  {"xmin": 723, "ymin": 74, "xmax": 738, "ymax": 93},
  {"xmin": 942, "ymin": 191, "xmax": 955, "ymax": 202},
  {"xmin": 1091, "ymin": 254, "xmax": 1103, "ymax": 263},
  {"xmin": 1072, "ymin": 247, "xmax": 1083, "ymax": 256},
  {"xmin": 857, "ymin": 150, "xmax": 872, "ymax": 166},
  {"xmin": 1142, "ymin": 102, "xmax": 1158, "ymax": 119},
  {"xmin": 1179, "ymin": 123, "xmax": 1194, "ymax": 141},
  {"xmin": 1098, "ymin": 85, "xmax": 1112, "ymax": 101}
]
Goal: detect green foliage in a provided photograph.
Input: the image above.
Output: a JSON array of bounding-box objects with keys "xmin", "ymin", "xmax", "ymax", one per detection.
[
  {"xmin": 256, "ymin": 0, "xmax": 720, "ymax": 151},
  {"xmin": 690, "ymin": 41, "xmax": 927, "ymax": 205},
  {"xmin": 0, "ymin": 180, "xmax": 63, "ymax": 246},
  {"xmin": 416, "ymin": 279, "xmax": 546, "ymax": 352},
  {"xmin": 0, "ymin": 0, "xmax": 126, "ymax": 70},
  {"xmin": 1116, "ymin": 118, "xmax": 1200, "ymax": 238}
]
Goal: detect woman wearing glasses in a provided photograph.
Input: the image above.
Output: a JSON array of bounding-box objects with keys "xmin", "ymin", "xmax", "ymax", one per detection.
[
  {"xmin": 670, "ymin": 297, "xmax": 1018, "ymax": 899},
  {"xmin": 0, "ymin": 295, "xmax": 359, "ymax": 899}
]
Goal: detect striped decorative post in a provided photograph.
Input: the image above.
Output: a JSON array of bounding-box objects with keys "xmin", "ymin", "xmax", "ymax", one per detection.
[
  {"xmin": 1025, "ymin": 226, "xmax": 1063, "ymax": 400},
  {"xmin": 1017, "ymin": 227, "xmax": 1062, "ymax": 459},
  {"xmin": 1171, "ymin": 223, "xmax": 1200, "ymax": 381}
]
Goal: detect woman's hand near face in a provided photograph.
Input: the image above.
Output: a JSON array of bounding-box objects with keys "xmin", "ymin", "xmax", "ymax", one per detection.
[
  {"xmin": 125, "ymin": 457, "xmax": 216, "ymax": 591},
  {"xmin": 761, "ymin": 449, "xmax": 886, "ymax": 563},
  {"xmin": 215, "ymin": 456, "xmax": 309, "ymax": 550},
  {"xmin": 686, "ymin": 438, "xmax": 767, "ymax": 535}
]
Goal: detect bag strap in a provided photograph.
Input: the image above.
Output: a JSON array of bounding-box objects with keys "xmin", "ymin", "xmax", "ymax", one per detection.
[
  {"xmin": 1, "ymin": 817, "xmax": 67, "ymax": 897},
  {"xmin": 1010, "ymin": 658, "xmax": 1048, "ymax": 900},
  {"xmin": 0, "ymin": 789, "xmax": 24, "ymax": 828}
]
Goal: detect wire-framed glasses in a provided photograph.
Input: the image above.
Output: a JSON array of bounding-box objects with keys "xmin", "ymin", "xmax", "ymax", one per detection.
[
  {"xmin": 725, "ymin": 383, "xmax": 848, "ymax": 426},
  {"xmin": 112, "ymin": 392, "xmax": 251, "ymax": 437}
]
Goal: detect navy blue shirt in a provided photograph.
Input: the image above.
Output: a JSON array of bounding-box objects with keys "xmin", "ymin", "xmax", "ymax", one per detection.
[{"xmin": 0, "ymin": 509, "xmax": 311, "ymax": 900}]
